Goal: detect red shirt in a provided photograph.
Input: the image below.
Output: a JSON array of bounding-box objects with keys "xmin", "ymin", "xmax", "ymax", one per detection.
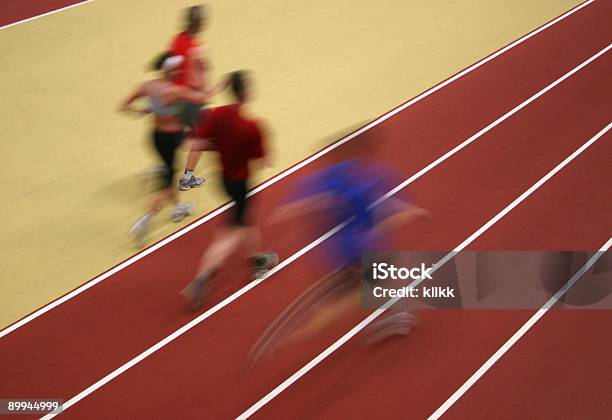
[
  {"xmin": 169, "ymin": 31, "xmax": 202, "ymax": 89},
  {"xmin": 195, "ymin": 105, "xmax": 266, "ymax": 181}
]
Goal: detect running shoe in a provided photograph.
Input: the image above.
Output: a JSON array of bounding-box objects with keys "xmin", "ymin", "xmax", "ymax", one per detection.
[
  {"xmin": 128, "ymin": 213, "xmax": 152, "ymax": 248},
  {"xmin": 181, "ymin": 270, "xmax": 214, "ymax": 310},
  {"xmin": 179, "ymin": 175, "xmax": 206, "ymax": 191},
  {"xmin": 172, "ymin": 202, "xmax": 195, "ymax": 223},
  {"xmin": 251, "ymin": 251, "xmax": 280, "ymax": 280},
  {"xmin": 366, "ymin": 310, "xmax": 418, "ymax": 344}
]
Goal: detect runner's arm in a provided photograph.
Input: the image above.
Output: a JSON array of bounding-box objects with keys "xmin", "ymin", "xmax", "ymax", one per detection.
[
  {"xmin": 176, "ymin": 85, "xmax": 207, "ymax": 105},
  {"xmin": 205, "ymin": 75, "xmax": 231, "ymax": 97},
  {"xmin": 118, "ymin": 83, "xmax": 150, "ymax": 116},
  {"xmin": 250, "ymin": 120, "xmax": 273, "ymax": 168}
]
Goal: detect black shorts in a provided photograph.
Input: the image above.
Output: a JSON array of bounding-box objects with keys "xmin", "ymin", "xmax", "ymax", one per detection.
[
  {"xmin": 152, "ymin": 130, "xmax": 184, "ymax": 188},
  {"xmin": 222, "ymin": 178, "xmax": 249, "ymax": 225}
]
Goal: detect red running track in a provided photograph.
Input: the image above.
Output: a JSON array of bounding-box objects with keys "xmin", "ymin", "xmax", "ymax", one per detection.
[
  {"xmin": 252, "ymin": 115, "xmax": 612, "ymax": 419},
  {"xmin": 439, "ymin": 128, "xmax": 612, "ymax": 420},
  {"xmin": 0, "ymin": 1, "xmax": 610, "ymax": 418},
  {"xmin": 0, "ymin": 0, "xmax": 89, "ymax": 28}
]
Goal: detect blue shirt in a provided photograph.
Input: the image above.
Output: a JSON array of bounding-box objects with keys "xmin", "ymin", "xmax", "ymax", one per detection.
[{"xmin": 293, "ymin": 159, "xmax": 407, "ymax": 267}]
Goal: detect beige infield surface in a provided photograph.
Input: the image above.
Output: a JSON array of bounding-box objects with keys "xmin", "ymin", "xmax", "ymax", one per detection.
[{"xmin": 0, "ymin": 0, "xmax": 582, "ymax": 328}]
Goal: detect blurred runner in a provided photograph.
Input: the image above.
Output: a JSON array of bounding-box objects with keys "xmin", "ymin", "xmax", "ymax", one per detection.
[
  {"xmin": 246, "ymin": 135, "xmax": 431, "ymax": 369},
  {"xmin": 169, "ymin": 4, "xmax": 228, "ymax": 191},
  {"xmin": 119, "ymin": 52, "xmax": 206, "ymax": 246},
  {"xmin": 181, "ymin": 71, "xmax": 278, "ymax": 310}
]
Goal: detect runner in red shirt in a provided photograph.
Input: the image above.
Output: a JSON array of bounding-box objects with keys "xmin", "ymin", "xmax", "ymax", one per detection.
[
  {"xmin": 181, "ymin": 71, "xmax": 278, "ymax": 310},
  {"xmin": 168, "ymin": 5, "xmax": 228, "ymax": 191},
  {"xmin": 169, "ymin": 6, "xmax": 206, "ymax": 94}
]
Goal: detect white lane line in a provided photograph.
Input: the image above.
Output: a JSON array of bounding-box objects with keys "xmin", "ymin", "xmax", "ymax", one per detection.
[
  {"xmin": 429, "ymin": 236, "xmax": 612, "ymax": 420},
  {"xmin": 0, "ymin": 0, "xmax": 594, "ymax": 339},
  {"xmin": 237, "ymin": 122, "xmax": 612, "ymax": 419},
  {"xmin": 37, "ymin": 45, "xmax": 612, "ymax": 420},
  {"xmin": 0, "ymin": 0, "xmax": 95, "ymax": 30}
]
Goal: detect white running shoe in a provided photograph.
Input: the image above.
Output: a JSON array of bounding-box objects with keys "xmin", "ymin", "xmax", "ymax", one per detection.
[
  {"xmin": 179, "ymin": 175, "xmax": 206, "ymax": 191},
  {"xmin": 366, "ymin": 310, "xmax": 418, "ymax": 344},
  {"xmin": 172, "ymin": 202, "xmax": 195, "ymax": 223},
  {"xmin": 129, "ymin": 213, "xmax": 152, "ymax": 247}
]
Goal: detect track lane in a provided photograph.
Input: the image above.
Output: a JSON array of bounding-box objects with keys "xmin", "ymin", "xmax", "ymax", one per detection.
[
  {"xmin": 431, "ymin": 135, "xmax": 612, "ymax": 420},
  {"xmin": 441, "ymin": 310, "xmax": 612, "ymax": 420},
  {"xmin": 58, "ymin": 33, "xmax": 612, "ymax": 419},
  {"xmin": 236, "ymin": 50, "xmax": 612, "ymax": 420},
  {"xmin": 254, "ymin": 126, "xmax": 611, "ymax": 420}
]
